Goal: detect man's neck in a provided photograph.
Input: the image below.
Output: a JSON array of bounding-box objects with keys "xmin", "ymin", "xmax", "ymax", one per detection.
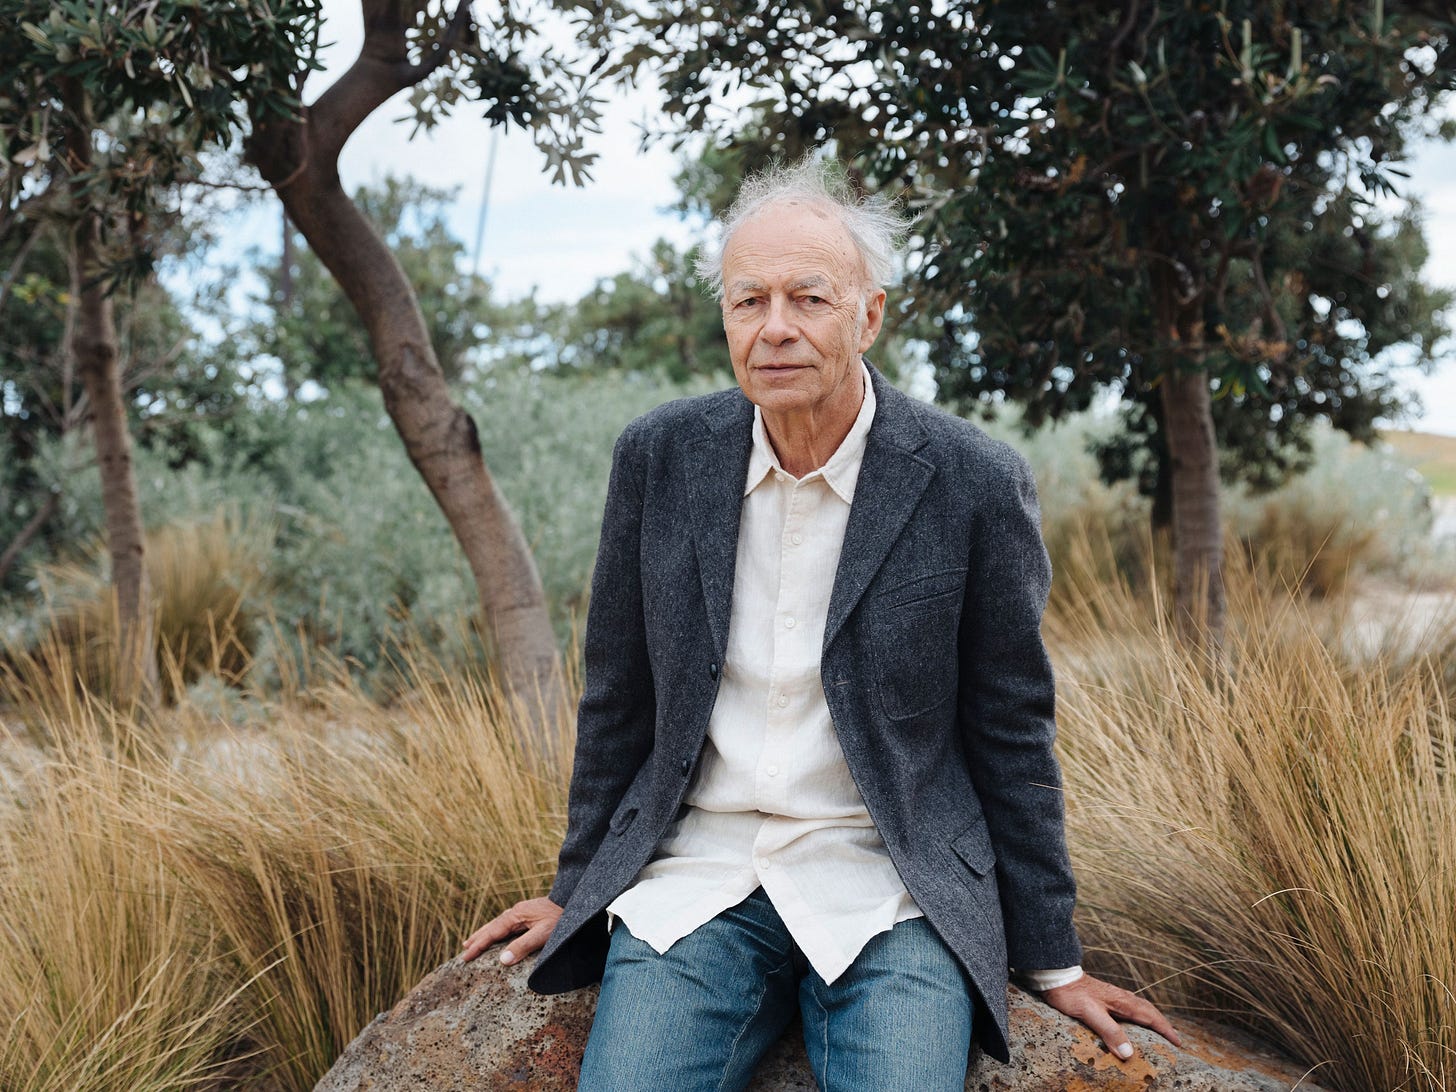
[{"xmin": 759, "ymin": 368, "xmax": 867, "ymax": 478}]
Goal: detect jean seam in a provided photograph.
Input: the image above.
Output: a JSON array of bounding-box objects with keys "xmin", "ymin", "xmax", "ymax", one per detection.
[
  {"xmin": 716, "ymin": 958, "xmax": 791, "ymax": 1092},
  {"xmin": 808, "ymin": 975, "xmax": 831, "ymax": 1092}
]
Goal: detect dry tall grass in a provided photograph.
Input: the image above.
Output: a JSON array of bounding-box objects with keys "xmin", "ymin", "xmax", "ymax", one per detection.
[
  {"xmin": 0, "ymin": 705, "xmax": 243, "ymax": 1091},
  {"xmin": 1, "ymin": 522, "xmax": 1451, "ymax": 1090},
  {"xmin": 1049, "ymin": 534, "xmax": 1455, "ymax": 1092},
  {"xmin": 0, "ymin": 642, "xmax": 570, "ymax": 1091},
  {"xmin": 13, "ymin": 508, "xmax": 271, "ymax": 712}
]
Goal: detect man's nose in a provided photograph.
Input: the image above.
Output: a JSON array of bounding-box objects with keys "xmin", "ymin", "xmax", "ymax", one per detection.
[{"xmin": 760, "ymin": 295, "xmax": 798, "ymax": 344}]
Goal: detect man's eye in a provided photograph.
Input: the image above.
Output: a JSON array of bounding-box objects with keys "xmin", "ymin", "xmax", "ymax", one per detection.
[{"xmin": 800, "ymin": 295, "xmax": 827, "ymax": 306}]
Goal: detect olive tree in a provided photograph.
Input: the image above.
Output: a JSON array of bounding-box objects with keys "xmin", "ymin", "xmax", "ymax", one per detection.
[
  {"xmin": 2, "ymin": 0, "xmax": 321, "ymax": 702},
  {"xmin": 4, "ymin": 0, "xmax": 608, "ymax": 731}
]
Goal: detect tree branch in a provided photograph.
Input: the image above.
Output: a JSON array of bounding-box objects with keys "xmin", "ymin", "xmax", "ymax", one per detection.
[
  {"xmin": 0, "ymin": 218, "xmax": 46, "ymax": 318},
  {"xmin": 1106, "ymin": 0, "xmax": 1141, "ymax": 77},
  {"xmin": 178, "ymin": 174, "xmax": 276, "ymax": 193},
  {"xmin": 309, "ymin": 2, "xmax": 475, "ymax": 169},
  {"xmin": 1250, "ymin": 243, "xmax": 1288, "ymax": 344},
  {"xmin": 0, "ymin": 490, "xmax": 59, "ymax": 588}
]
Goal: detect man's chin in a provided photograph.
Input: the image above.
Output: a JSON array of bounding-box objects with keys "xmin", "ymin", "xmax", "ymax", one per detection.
[{"xmin": 748, "ymin": 387, "xmax": 815, "ymax": 415}]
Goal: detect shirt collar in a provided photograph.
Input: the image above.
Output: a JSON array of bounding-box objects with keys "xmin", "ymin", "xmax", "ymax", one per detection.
[{"xmin": 744, "ymin": 362, "xmax": 877, "ymax": 504}]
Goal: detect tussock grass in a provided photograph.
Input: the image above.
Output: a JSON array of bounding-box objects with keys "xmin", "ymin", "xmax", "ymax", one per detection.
[
  {"xmin": 0, "ymin": 643, "xmax": 571, "ymax": 1091},
  {"xmin": 1050, "ymin": 541, "xmax": 1455, "ymax": 1092},
  {"xmin": 0, "ymin": 705, "xmax": 243, "ymax": 1092},
  {"xmin": 162, "ymin": 661, "xmax": 570, "ymax": 1086},
  {"xmin": 1237, "ymin": 495, "xmax": 1381, "ymax": 598},
  {"xmin": 13, "ymin": 509, "xmax": 270, "ymax": 712},
  {"xmin": 1, "ymin": 501, "xmax": 1450, "ymax": 1089}
]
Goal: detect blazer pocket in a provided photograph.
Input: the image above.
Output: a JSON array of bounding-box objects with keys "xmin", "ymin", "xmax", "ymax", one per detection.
[
  {"xmin": 950, "ymin": 823, "xmax": 996, "ymax": 878},
  {"xmin": 870, "ymin": 571, "xmax": 965, "ymax": 720},
  {"xmin": 875, "ymin": 567, "xmax": 967, "ymax": 611},
  {"xmin": 608, "ymin": 802, "xmax": 638, "ymax": 836}
]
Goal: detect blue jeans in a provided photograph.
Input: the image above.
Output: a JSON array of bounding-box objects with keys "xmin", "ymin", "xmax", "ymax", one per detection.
[{"xmin": 577, "ymin": 888, "xmax": 974, "ymax": 1091}]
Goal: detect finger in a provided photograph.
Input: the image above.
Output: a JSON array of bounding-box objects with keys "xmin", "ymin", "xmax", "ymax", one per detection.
[
  {"xmin": 1100, "ymin": 987, "xmax": 1183, "ymax": 1048},
  {"xmin": 1119, "ymin": 1000, "xmax": 1182, "ymax": 1047},
  {"xmin": 460, "ymin": 910, "xmax": 527, "ymax": 962},
  {"xmin": 460, "ymin": 924, "xmax": 506, "ymax": 962},
  {"xmin": 499, "ymin": 917, "xmax": 556, "ymax": 966},
  {"xmin": 1077, "ymin": 1004, "xmax": 1136, "ymax": 1061}
]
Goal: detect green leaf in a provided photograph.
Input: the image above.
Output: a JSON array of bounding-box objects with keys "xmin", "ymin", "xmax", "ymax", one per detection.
[{"xmin": 1262, "ymin": 123, "xmax": 1287, "ymax": 165}]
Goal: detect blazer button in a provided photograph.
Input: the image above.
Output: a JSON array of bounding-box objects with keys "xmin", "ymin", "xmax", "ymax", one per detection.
[
  {"xmin": 708, "ymin": 662, "xmax": 719, "ymax": 680},
  {"xmin": 680, "ymin": 757, "xmax": 692, "ymax": 775}
]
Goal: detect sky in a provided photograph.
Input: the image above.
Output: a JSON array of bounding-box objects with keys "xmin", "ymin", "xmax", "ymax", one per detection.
[{"xmin": 227, "ymin": 1, "xmax": 1456, "ymax": 436}]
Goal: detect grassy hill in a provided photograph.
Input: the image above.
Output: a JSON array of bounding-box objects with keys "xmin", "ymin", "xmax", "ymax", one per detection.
[{"xmin": 1382, "ymin": 429, "xmax": 1456, "ymax": 496}]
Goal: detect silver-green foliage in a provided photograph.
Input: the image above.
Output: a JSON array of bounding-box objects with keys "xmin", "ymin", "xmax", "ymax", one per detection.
[{"xmin": 20, "ymin": 369, "xmax": 716, "ymax": 683}]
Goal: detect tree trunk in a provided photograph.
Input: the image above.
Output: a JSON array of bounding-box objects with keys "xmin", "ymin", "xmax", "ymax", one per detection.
[
  {"xmin": 1159, "ymin": 369, "xmax": 1225, "ymax": 647},
  {"xmin": 72, "ymin": 209, "xmax": 159, "ymax": 705},
  {"xmin": 245, "ymin": 3, "xmax": 565, "ymax": 749},
  {"xmin": 61, "ymin": 89, "xmax": 158, "ymax": 707},
  {"xmin": 1148, "ymin": 225, "xmax": 1226, "ymax": 650}
]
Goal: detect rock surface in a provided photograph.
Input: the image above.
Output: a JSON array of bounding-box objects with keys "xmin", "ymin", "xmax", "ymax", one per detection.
[{"xmin": 315, "ymin": 956, "xmax": 1328, "ymax": 1091}]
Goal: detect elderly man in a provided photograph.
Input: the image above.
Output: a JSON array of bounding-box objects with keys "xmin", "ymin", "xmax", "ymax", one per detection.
[{"xmin": 463, "ymin": 159, "xmax": 1178, "ymax": 1089}]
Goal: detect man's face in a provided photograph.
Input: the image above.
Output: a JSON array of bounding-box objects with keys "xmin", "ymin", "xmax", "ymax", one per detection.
[{"xmin": 719, "ymin": 201, "xmax": 886, "ymax": 424}]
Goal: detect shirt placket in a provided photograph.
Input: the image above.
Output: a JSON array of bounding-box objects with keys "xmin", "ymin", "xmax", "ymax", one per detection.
[{"xmin": 756, "ymin": 472, "xmax": 817, "ymax": 820}]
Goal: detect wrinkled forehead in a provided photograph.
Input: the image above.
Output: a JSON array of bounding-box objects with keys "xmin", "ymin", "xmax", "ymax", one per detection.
[{"xmin": 721, "ymin": 199, "xmax": 867, "ymax": 288}]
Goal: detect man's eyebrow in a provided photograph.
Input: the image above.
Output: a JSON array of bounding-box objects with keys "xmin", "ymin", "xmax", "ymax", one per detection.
[
  {"xmin": 726, "ymin": 279, "xmax": 767, "ymax": 296},
  {"xmin": 788, "ymin": 276, "xmax": 832, "ymax": 292}
]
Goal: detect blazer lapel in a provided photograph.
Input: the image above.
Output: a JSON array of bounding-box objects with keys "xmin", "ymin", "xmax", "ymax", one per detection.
[
  {"xmin": 685, "ymin": 392, "xmax": 754, "ymax": 659},
  {"xmin": 824, "ymin": 369, "xmax": 935, "ymax": 650}
]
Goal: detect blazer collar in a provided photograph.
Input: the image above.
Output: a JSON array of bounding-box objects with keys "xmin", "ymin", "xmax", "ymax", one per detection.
[
  {"xmin": 683, "ymin": 362, "xmax": 935, "ymax": 659},
  {"xmin": 824, "ymin": 364, "xmax": 935, "ymax": 649},
  {"xmin": 685, "ymin": 391, "xmax": 753, "ymax": 659}
]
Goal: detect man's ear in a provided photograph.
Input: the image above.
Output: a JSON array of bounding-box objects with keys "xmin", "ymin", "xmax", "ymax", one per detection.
[{"xmin": 859, "ymin": 288, "xmax": 887, "ymax": 352}]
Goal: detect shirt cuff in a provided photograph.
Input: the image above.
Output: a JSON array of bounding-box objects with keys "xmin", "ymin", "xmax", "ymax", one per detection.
[{"xmin": 1011, "ymin": 965, "xmax": 1084, "ymax": 992}]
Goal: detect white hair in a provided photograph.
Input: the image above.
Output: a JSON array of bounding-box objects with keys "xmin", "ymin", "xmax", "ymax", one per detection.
[{"xmin": 694, "ymin": 156, "xmax": 913, "ymax": 300}]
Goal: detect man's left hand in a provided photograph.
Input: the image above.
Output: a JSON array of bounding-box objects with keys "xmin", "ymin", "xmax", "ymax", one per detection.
[{"xmin": 1041, "ymin": 973, "xmax": 1181, "ymax": 1061}]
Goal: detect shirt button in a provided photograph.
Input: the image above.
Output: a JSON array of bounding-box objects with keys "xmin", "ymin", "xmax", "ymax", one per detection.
[
  {"xmin": 775, "ymin": 471, "xmax": 789, "ymax": 483},
  {"xmin": 766, "ymin": 764, "xmax": 779, "ymax": 777},
  {"xmin": 776, "ymin": 694, "xmax": 788, "ymax": 707},
  {"xmin": 790, "ymin": 532, "xmax": 803, "ymax": 545},
  {"xmin": 757, "ymin": 857, "xmax": 771, "ymax": 870},
  {"xmin": 784, "ymin": 616, "xmax": 796, "ymax": 629}
]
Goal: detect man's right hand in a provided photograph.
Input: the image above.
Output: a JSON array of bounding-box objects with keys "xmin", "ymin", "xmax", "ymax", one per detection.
[{"xmin": 461, "ymin": 897, "xmax": 563, "ymax": 966}]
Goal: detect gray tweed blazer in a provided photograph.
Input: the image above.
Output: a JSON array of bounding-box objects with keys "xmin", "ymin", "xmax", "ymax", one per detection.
[{"xmin": 526, "ymin": 364, "xmax": 1081, "ymax": 1063}]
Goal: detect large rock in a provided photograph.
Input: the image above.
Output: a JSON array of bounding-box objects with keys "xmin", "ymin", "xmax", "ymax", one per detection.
[{"xmin": 316, "ymin": 956, "xmax": 1326, "ymax": 1091}]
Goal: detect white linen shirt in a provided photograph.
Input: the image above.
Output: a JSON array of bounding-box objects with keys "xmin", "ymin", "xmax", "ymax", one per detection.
[
  {"xmin": 606, "ymin": 364, "xmax": 1082, "ymax": 991},
  {"xmin": 607, "ymin": 365, "xmax": 924, "ymax": 984}
]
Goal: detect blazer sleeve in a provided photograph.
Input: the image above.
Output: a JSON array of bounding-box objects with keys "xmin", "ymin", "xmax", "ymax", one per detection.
[
  {"xmin": 957, "ymin": 446, "xmax": 1083, "ymax": 971},
  {"xmin": 547, "ymin": 421, "xmax": 658, "ymax": 908}
]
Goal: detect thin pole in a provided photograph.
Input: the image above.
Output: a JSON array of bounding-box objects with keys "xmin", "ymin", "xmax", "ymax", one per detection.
[{"xmin": 471, "ymin": 127, "xmax": 500, "ymax": 279}]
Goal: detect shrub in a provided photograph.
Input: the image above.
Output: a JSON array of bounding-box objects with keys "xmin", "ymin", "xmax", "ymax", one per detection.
[
  {"xmin": 978, "ymin": 407, "xmax": 1435, "ymax": 604},
  {"xmin": 9, "ymin": 371, "xmax": 711, "ymax": 689},
  {"xmin": 1223, "ymin": 422, "xmax": 1435, "ymax": 598},
  {"xmin": 1, "ymin": 508, "xmax": 270, "ymax": 725}
]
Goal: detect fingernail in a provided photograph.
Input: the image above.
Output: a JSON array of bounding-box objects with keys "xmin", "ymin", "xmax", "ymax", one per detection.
[
  {"xmin": 1115, "ymin": 1043, "xmax": 1133, "ymax": 1060},
  {"xmin": 499, "ymin": 950, "xmax": 515, "ymax": 965}
]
